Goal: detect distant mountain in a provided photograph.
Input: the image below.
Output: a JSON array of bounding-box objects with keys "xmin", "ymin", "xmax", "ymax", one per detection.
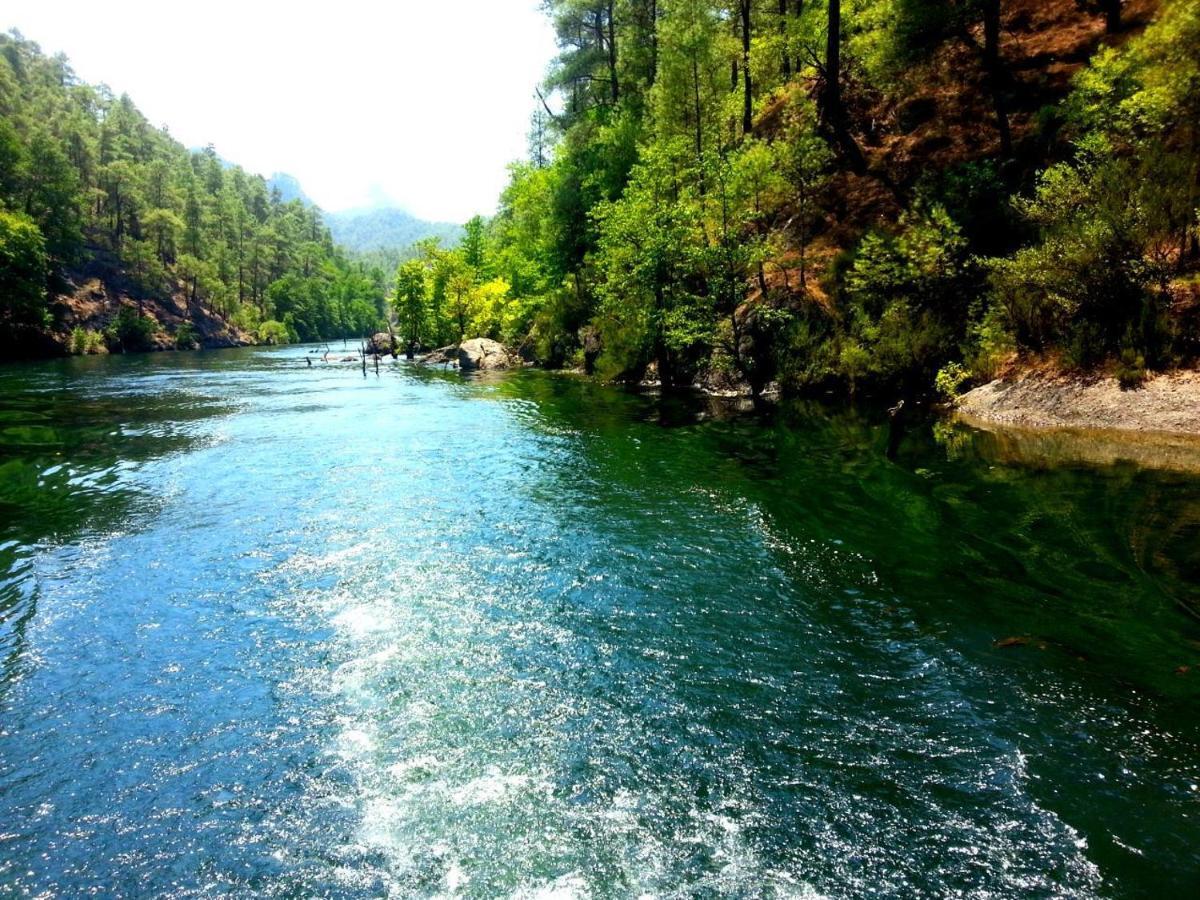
[
  {"xmin": 325, "ymin": 207, "xmax": 464, "ymax": 254},
  {"xmin": 266, "ymin": 172, "xmax": 314, "ymax": 206},
  {"xmin": 260, "ymin": 172, "xmax": 462, "ymax": 253}
]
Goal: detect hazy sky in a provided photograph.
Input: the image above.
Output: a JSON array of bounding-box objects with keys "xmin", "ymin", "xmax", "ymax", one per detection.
[{"xmin": 5, "ymin": 1, "xmax": 558, "ymax": 222}]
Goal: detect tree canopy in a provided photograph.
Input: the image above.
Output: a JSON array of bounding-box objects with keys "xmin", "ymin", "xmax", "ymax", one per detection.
[
  {"xmin": 0, "ymin": 31, "xmax": 388, "ymax": 350},
  {"xmin": 418, "ymin": 0, "xmax": 1200, "ymax": 396}
]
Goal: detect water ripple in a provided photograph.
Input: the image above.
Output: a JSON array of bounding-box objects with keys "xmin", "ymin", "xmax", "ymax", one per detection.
[{"xmin": 0, "ymin": 349, "xmax": 1197, "ymax": 896}]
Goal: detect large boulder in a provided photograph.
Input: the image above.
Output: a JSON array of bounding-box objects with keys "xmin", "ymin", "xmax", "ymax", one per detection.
[
  {"xmin": 457, "ymin": 338, "xmax": 515, "ymax": 371},
  {"xmin": 422, "ymin": 345, "xmax": 458, "ymax": 366},
  {"xmin": 366, "ymin": 332, "xmax": 396, "ymax": 356}
]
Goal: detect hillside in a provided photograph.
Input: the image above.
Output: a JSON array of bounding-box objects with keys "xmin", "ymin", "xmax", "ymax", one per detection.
[
  {"xmin": 265, "ymin": 172, "xmax": 463, "ymax": 255},
  {"xmin": 0, "ymin": 32, "xmax": 389, "ymax": 358},
  {"xmin": 379, "ymin": 0, "xmax": 1196, "ymax": 407},
  {"xmin": 265, "ymin": 172, "xmax": 315, "ymax": 207},
  {"xmin": 326, "ymin": 207, "xmax": 463, "ymax": 254}
]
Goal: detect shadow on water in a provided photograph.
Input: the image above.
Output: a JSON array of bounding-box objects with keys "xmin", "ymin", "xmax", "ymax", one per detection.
[{"xmin": 478, "ymin": 371, "xmax": 1200, "ymax": 700}]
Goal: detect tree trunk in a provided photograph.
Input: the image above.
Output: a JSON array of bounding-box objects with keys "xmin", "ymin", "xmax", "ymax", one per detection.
[
  {"xmin": 606, "ymin": 0, "xmax": 620, "ymax": 104},
  {"xmin": 741, "ymin": 0, "xmax": 753, "ymax": 134},
  {"xmin": 780, "ymin": 0, "xmax": 791, "ymax": 77},
  {"xmin": 114, "ymin": 191, "xmax": 123, "ymax": 247},
  {"xmin": 692, "ymin": 54, "xmax": 706, "ymax": 193},
  {"xmin": 1105, "ymin": 0, "xmax": 1121, "ymax": 34},
  {"xmin": 981, "ymin": 0, "xmax": 1013, "ymax": 157},
  {"xmin": 821, "ymin": 0, "xmax": 867, "ymax": 173},
  {"xmin": 823, "ymin": 0, "xmax": 841, "ymax": 128},
  {"xmin": 654, "ymin": 283, "xmax": 672, "ymax": 389}
]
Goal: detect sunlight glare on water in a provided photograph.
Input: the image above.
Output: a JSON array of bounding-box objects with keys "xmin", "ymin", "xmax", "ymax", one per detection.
[{"xmin": 0, "ymin": 346, "xmax": 1198, "ymax": 897}]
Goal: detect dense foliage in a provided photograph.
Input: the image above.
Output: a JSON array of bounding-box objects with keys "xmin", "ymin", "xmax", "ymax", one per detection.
[
  {"xmin": 0, "ymin": 32, "xmax": 388, "ymax": 351},
  {"xmin": 3, "ymin": 2, "xmax": 1197, "ymax": 384},
  {"xmin": 390, "ymin": 0, "xmax": 1197, "ymax": 397}
]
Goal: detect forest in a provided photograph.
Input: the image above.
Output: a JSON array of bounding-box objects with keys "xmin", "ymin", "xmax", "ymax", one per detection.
[
  {"xmin": 0, "ymin": 31, "xmax": 388, "ymax": 356},
  {"xmin": 1, "ymin": 1, "xmax": 1198, "ymax": 402},
  {"xmin": 390, "ymin": 0, "xmax": 1199, "ymax": 400}
]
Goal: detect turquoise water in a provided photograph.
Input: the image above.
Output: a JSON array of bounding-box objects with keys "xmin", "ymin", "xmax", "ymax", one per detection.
[{"xmin": 0, "ymin": 346, "xmax": 1198, "ymax": 897}]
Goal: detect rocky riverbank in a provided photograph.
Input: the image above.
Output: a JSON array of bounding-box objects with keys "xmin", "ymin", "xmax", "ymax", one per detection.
[
  {"xmin": 956, "ymin": 369, "xmax": 1200, "ymax": 437},
  {"xmin": 420, "ymin": 338, "xmax": 523, "ymax": 371}
]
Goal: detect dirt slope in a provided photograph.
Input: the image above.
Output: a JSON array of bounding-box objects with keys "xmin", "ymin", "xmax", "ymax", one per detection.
[{"xmin": 46, "ymin": 252, "xmax": 252, "ymax": 355}]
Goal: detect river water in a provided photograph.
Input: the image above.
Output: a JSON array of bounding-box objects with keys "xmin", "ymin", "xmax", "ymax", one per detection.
[{"xmin": 0, "ymin": 346, "xmax": 1198, "ymax": 897}]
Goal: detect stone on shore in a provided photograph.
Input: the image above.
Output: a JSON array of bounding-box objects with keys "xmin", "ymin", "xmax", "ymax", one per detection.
[{"xmin": 457, "ymin": 338, "xmax": 515, "ymax": 371}]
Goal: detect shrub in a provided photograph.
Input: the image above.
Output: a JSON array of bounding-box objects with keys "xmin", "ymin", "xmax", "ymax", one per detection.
[
  {"xmin": 257, "ymin": 320, "xmax": 290, "ymax": 345},
  {"xmin": 69, "ymin": 327, "xmax": 105, "ymax": 355},
  {"xmin": 0, "ymin": 210, "xmax": 49, "ymax": 331},
  {"xmin": 964, "ymin": 303, "xmax": 1015, "ymax": 381},
  {"xmin": 230, "ymin": 305, "xmax": 262, "ymax": 335},
  {"xmin": 838, "ymin": 203, "xmax": 975, "ymax": 391},
  {"xmin": 174, "ymin": 322, "xmax": 200, "ymax": 350},
  {"xmin": 988, "ymin": 150, "xmax": 1176, "ymax": 367},
  {"xmin": 1116, "ymin": 348, "xmax": 1148, "ymax": 389},
  {"xmin": 104, "ymin": 307, "xmax": 160, "ymax": 352},
  {"xmin": 935, "ymin": 362, "xmax": 972, "ymax": 400}
]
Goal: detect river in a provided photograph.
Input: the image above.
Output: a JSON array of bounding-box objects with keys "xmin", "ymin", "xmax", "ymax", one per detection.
[{"xmin": 1, "ymin": 346, "xmax": 1198, "ymax": 897}]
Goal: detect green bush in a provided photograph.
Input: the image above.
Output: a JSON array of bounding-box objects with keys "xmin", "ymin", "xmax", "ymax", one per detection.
[
  {"xmin": 1116, "ymin": 348, "xmax": 1148, "ymax": 389},
  {"xmin": 935, "ymin": 362, "xmax": 972, "ymax": 400},
  {"xmin": 174, "ymin": 322, "xmax": 200, "ymax": 350},
  {"xmin": 837, "ymin": 203, "xmax": 975, "ymax": 391},
  {"xmin": 0, "ymin": 210, "xmax": 49, "ymax": 331},
  {"xmin": 965, "ymin": 303, "xmax": 1012, "ymax": 377},
  {"xmin": 104, "ymin": 307, "xmax": 160, "ymax": 352},
  {"xmin": 69, "ymin": 327, "xmax": 105, "ymax": 355},
  {"xmin": 230, "ymin": 305, "xmax": 262, "ymax": 335},
  {"xmin": 257, "ymin": 320, "xmax": 290, "ymax": 345},
  {"xmin": 988, "ymin": 160, "xmax": 1155, "ymax": 362}
]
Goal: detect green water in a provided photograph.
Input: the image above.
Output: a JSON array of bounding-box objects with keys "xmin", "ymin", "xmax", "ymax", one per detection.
[{"xmin": 0, "ymin": 346, "xmax": 1198, "ymax": 897}]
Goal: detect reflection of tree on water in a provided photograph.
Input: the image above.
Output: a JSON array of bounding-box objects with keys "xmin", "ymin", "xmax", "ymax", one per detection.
[
  {"xmin": 936, "ymin": 420, "xmax": 1200, "ymax": 623},
  {"xmin": 476, "ymin": 372, "xmax": 1200, "ymax": 697},
  {"xmin": 0, "ymin": 547, "xmax": 38, "ymax": 689},
  {"xmin": 1128, "ymin": 482, "xmax": 1200, "ymax": 623}
]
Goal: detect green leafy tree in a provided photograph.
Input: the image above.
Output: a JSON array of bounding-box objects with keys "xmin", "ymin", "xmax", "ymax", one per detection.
[
  {"xmin": 393, "ymin": 259, "xmax": 429, "ymax": 348},
  {"xmin": 446, "ymin": 264, "xmax": 476, "ymax": 344},
  {"xmin": 0, "ymin": 210, "xmax": 49, "ymax": 330},
  {"xmin": 593, "ymin": 141, "xmax": 705, "ymax": 384}
]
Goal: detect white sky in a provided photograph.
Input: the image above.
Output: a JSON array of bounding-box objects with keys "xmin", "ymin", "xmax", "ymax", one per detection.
[{"xmin": 5, "ymin": 0, "xmax": 558, "ymax": 222}]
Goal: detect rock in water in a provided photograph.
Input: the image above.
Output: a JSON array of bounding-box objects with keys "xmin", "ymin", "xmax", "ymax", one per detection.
[
  {"xmin": 457, "ymin": 338, "xmax": 514, "ymax": 371},
  {"xmin": 366, "ymin": 332, "xmax": 395, "ymax": 355},
  {"xmin": 422, "ymin": 345, "xmax": 459, "ymax": 366}
]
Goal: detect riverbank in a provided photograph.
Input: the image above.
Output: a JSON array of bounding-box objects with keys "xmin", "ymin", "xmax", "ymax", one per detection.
[{"xmin": 956, "ymin": 368, "xmax": 1200, "ymax": 436}]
